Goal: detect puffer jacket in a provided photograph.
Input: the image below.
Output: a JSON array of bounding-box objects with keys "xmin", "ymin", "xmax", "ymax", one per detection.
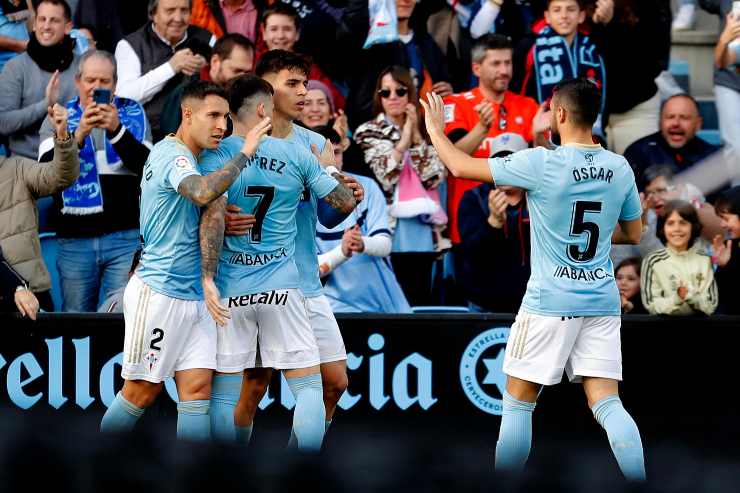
[{"xmin": 0, "ymin": 136, "xmax": 79, "ymax": 292}]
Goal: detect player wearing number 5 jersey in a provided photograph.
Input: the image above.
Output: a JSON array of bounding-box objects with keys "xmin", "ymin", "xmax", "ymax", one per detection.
[
  {"xmin": 421, "ymin": 79, "xmax": 646, "ymax": 480},
  {"xmin": 198, "ymin": 75, "xmax": 356, "ymax": 451},
  {"xmin": 100, "ymin": 81, "xmax": 262, "ymax": 441}
]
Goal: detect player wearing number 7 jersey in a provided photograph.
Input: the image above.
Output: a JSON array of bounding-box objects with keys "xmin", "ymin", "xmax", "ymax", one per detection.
[
  {"xmin": 421, "ymin": 78, "xmax": 646, "ymax": 480},
  {"xmin": 198, "ymin": 75, "xmax": 356, "ymax": 452}
]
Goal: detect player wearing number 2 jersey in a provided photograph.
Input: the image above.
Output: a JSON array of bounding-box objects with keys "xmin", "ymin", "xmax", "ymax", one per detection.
[
  {"xmin": 421, "ymin": 79, "xmax": 646, "ymax": 480},
  {"xmin": 198, "ymin": 75, "xmax": 356, "ymax": 451}
]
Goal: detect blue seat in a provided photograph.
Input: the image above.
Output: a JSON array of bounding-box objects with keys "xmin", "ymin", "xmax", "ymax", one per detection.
[
  {"xmin": 697, "ymin": 129, "xmax": 723, "ymax": 147},
  {"xmin": 668, "ymin": 60, "xmax": 690, "ymax": 94},
  {"xmin": 697, "ymin": 99, "xmax": 719, "ymax": 131}
]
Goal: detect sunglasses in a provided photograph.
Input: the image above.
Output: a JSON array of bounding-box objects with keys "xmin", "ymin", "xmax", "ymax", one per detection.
[
  {"xmin": 498, "ymin": 104, "xmax": 508, "ymax": 131},
  {"xmin": 378, "ymin": 87, "xmax": 408, "ymax": 98}
]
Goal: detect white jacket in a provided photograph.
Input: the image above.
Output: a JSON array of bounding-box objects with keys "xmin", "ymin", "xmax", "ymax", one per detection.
[{"xmin": 641, "ymin": 245, "xmax": 718, "ymax": 316}]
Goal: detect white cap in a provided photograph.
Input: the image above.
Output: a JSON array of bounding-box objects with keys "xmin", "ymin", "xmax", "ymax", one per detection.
[{"xmin": 489, "ymin": 132, "xmax": 528, "ymax": 158}]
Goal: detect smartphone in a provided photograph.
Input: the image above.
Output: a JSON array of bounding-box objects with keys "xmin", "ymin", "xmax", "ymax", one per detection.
[{"xmin": 92, "ymin": 88, "xmax": 111, "ymax": 105}]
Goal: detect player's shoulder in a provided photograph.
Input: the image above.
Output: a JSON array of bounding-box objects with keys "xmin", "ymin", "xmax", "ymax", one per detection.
[
  {"xmin": 152, "ymin": 137, "xmax": 194, "ymax": 164},
  {"xmin": 291, "ymin": 123, "xmax": 326, "ymax": 148}
]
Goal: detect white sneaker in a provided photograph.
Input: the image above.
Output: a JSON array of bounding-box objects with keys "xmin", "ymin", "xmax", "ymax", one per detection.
[{"xmin": 672, "ymin": 4, "xmax": 696, "ymax": 31}]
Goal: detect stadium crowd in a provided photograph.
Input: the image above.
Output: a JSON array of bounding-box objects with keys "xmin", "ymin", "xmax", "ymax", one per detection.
[{"xmin": 0, "ymin": 0, "xmax": 739, "ymax": 318}]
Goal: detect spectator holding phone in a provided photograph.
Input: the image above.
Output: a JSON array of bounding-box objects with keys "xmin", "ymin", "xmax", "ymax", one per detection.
[
  {"xmin": 712, "ymin": 186, "xmax": 740, "ymax": 314},
  {"xmin": 641, "ymin": 200, "xmax": 718, "ymax": 316},
  {"xmin": 114, "ymin": 0, "xmax": 216, "ymax": 142},
  {"xmin": 37, "ymin": 50, "xmax": 152, "ymax": 312}
]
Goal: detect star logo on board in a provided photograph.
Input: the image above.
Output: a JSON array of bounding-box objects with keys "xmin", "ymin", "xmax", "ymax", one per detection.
[
  {"xmin": 459, "ymin": 327, "xmax": 511, "ymax": 415},
  {"xmin": 482, "ymin": 352, "xmax": 507, "ymax": 395}
]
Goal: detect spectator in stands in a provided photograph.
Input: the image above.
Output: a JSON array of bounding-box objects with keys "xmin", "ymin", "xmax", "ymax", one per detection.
[
  {"xmin": 346, "ymin": 0, "xmax": 454, "ymax": 128},
  {"xmin": 258, "ymin": 2, "xmax": 345, "ymax": 110},
  {"xmin": 0, "ymin": 104, "xmax": 78, "ymax": 312},
  {"xmin": 456, "ymin": 133, "xmax": 530, "ymax": 313},
  {"xmin": 0, "ymin": 250, "xmax": 41, "ymax": 319},
  {"xmin": 710, "ymin": 3, "xmax": 740, "ymax": 183},
  {"xmin": 712, "ymin": 186, "xmax": 740, "ymax": 314},
  {"xmin": 355, "ymin": 65, "xmax": 446, "ymax": 307},
  {"xmin": 115, "ymin": 0, "xmax": 216, "ymax": 142},
  {"xmin": 624, "ymin": 94, "xmax": 721, "ymax": 187},
  {"xmin": 0, "ymin": 0, "xmax": 79, "ymax": 159},
  {"xmin": 315, "ymin": 126, "xmax": 411, "ymax": 313},
  {"xmin": 160, "ymin": 33, "xmax": 254, "ymax": 134},
  {"xmin": 641, "ymin": 199, "xmax": 718, "ymax": 316},
  {"xmin": 599, "ymin": 0, "xmax": 672, "ymax": 154},
  {"xmin": 515, "ymin": 0, "xmax": 607, "ymax": 134},
  {"xmin": 615, "ymin": 256, "xmax": 646, "ymax": 314},
  {"xmin": 0, "ymin": 0, "xmax": 30, "ymax": 73},
  {"xmin": 190, "ymin": 0, "xmax": 265, "ymax": 41},
  {"xmin": 98, "ymin": 247, "xmax": 141, "ymax": 313},
  {"xmin": 443, "ymin": 33, "xmax": 546, "ymax": 245},
  {"xmin": 37, "ymin": 50, "xmax": 151, "ymax": 312}
]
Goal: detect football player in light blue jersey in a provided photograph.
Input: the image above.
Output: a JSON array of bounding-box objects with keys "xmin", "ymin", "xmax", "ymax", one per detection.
[
  {"xmin": 214, "ymin": 50, "xmax": 363, "ymax": 449},
  {"xmin": 422, "ymin": 79, "xmax": 647, "ymax": 480},
  {"xmin": 199, "ymin": 75, "xmax": 355, "ymax": 451},
  {"xmin": 314, "ymin": 126, "xmax": 412, "ymax": 313},
  {"xmin": 100, "ymin": 81, "xmax": 269, "ymax": 442}
]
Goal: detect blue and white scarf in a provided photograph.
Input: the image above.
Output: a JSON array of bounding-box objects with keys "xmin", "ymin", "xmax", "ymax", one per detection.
[
  {"xmin": 533, "ymin": 26, "xmax": 606, "ymax": 123},
  {"xmin": 62, "ymin": 97, "xmax": 147, "ymax": 215}
]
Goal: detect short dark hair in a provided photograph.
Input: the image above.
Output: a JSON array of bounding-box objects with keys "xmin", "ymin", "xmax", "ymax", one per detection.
[
  {"xmin": 552, "ymin": 77, "xmax": 601, "ymax": 128},
  {"xmin": 312, "ymin": 125, "xmax": 341, "ymax": 145},
  {"xmin": 656, "ymin": 200, "xmax": 702, "ymax": 248},
  {"xmin": 261, "ymin": 2, "xmax": 300, "ymax": 29},
  {"xmin": 213, "ymin": 33, "xmax": 255, "ymax": 61},
  {"xmin": 661, "ymin": 93, "xmax": 700, "ymax": 116},
  {"xmin": 36, "ymin": 0, "xmax": 72, "ymax": 20},
  {"xmin": 471, "ymin": 33, "xmax": 512, "ymax": 63},
  {"xmin": 546, "ymin": 0, "xmax": 585, "ymax": 9},
  {"xmin": 641, "ymin": 164, "xmax": 674, "ymax": 190},
  {"xmin": 714, "ymin": 185, "xmax": 740, "ymax": 216},
  {"xmin": 227, "ymin": 74, "xmax": 274, "ymax": 116},
  {"xmin": 181, "ymin": 79, "xmax": 228, "ymax": 104},
  {"xmin": 616, "ymin": 256, "xmax": 641, "ymax": 277},
  {"xmin": 255, "ymin": 49, "xmax": 310, "ymax": 78}
]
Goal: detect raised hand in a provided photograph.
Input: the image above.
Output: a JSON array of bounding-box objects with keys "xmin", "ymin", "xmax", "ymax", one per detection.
[
  {"xmin": 487, "ymin": 188, "xmax": 508, "ymax": 228},
  {"xmin": 712, "ymin": 234, "xmax": 732, "ymax": 268},
  {"xmin": 45, "ymin": 70, "xmax": 60, "ymax": 108},
  {"xmin": 532, "ymin": 102, "xmax": 552, "ymax": 136},
  {"xmin": 47, "ymin": 103, "xmax": 69, "ymax": 140},
  {"xmin": 310, "ymin": 141, "xmax": 337, "ymax": 167},
  {"xmin": 474, "ymin": 101, "xmax": 494, "ymax": 131},
  {"xmin": 431, "ymin": 81, "xmax": 454, "ymax": 98},
  {"xmin": 242, "ymin": 117, "xmax": 271, "ymax": 157},
  {"xmin": 419, "ymin": 92, "xmax": 446, "ymax": 137},
  {"xmin": 98, "ymin": 103, "xmax": 121, "ymax": 133},
  {"xmin": 337, "ymin": 173, "xmax": 364, "ymax": 203},
  {"xmin": 592, "ymin": 0, "xmax": 614, "ymax": 24}
]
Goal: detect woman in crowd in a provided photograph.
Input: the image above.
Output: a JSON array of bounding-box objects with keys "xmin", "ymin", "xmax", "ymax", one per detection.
[
  {"xmin": 354, "ymin": 65, "xmax": 447, "ymax": 307},
  {"xmin": 615, "ymin": 257, "xmax": 646, "ymax": 314},
  {"xmin": 641, "ymin": 200, "xmax": 718, "ymax": 316}
]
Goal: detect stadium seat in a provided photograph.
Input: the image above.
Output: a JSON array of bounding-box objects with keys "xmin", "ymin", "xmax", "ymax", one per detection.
[
  {"xmin": 411, "ymin": 305, "xmax": 471, "ymax": 313},
  {"xmin": 696, "ymin": 129, "xmax": 723, "ymax": 146},
  {"xmin": 669, "ymin": 60, "xmax": 690, "ymax": 94}
]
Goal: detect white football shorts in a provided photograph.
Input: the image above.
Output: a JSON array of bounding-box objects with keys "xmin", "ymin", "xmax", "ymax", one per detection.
[
  {"xmin": 503, "ymin": 310, "xmax": 622, "ymax": 386},
  {"xmin": 216, "ymin": 288, "xmax": 320, "ymax": 372},
  {"xmin": 121, "ymin": 274, "xmax": 217, "ymax": 383},
  {"xmin": 305, "ymin": 294, "xmax": 347, "ymax": 364}
]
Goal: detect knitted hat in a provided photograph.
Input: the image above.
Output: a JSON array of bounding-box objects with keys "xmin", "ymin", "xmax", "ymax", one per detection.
[{"xmin": 306, "ymin": 80, "xmax": 335, "ymax": 113}]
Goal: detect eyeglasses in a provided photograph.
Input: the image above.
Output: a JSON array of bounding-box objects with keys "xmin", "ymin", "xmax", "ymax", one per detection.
[
  {"xmin": 645, "ymin": 186, "xmax": 675, "ymax": 197},
  {"xmin": 378, "ymin": 87, "xmax": 408, "ymax": 98}
]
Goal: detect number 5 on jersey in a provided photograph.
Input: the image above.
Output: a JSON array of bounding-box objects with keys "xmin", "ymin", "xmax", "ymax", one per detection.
[{"xmin": 568, "ymin": 201, "xmax": 602, "ymax": 263}]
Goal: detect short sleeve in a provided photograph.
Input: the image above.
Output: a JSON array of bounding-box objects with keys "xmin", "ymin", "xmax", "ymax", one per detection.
[
  {"xmin": 364, "ymin": 180, "xmax": 391, "ymax": 236},
  {"xmin": 166, "ymin": 154, "xmax": 200, "ymax": 191},
  {"xmin": 620, "ymin": 177, "xmax": 643, "ymax": 221},
  {"xmin": 304, "ymin": 152, "xmax": 339, "ymax": 199},
  {"xmin": 488, "ymin": 148, "xmax": 543, "ymax": 191}
]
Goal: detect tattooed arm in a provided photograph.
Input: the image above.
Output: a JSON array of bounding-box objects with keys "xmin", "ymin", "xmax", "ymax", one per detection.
[
  {"xmin": 322, "ymin": 179, "xmax": 357, "ymax": 214},
  {"xmin": 200, "ymin": 196, "xmax": 230, "ymax": 326},
  {"xmin": 178, "ymin": 152, "xmax": 248, "ymax": 207}
]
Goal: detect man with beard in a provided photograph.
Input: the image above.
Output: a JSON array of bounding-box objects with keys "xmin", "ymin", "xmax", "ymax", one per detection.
[
  {"xmin": 422, "ymin": 78, "xmax": 646, "ymax": 480},
  {"xmin": 0, "ymin": 0, "xmax": 79, "ymax": 159},
  {"xmin": 624, "ymin": 94, "xmax": 721, "ymax": 189},
  {"xmin": 442, "ymin": 33, "xmax": 545, "ymax": 245}
]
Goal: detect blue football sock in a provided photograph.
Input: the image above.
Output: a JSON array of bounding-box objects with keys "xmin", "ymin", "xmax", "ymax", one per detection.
[
  {"xmin": 592, "ymin": 395, "xmax": 646, "ymax": 481},
  {"xmin": 210, "ymin": 374, "xmax": 242, "ymax": 442},
  {"xmin": 177, "ymin": 400, "xmax": 211, "ymax": 441},
  {"xmin": 286, "ymin": 374, "xmax": 326, "ymax": 452},
  {"xmin": 495, "ymin": 391, "xmax": 536, "ymax": 474},
  {"xmin": 235, "ymin": 424, "xmax": 253, "ymax": 445},
  {"xmin": 100, "ymin": 391, "xmax": 144, "ymax": 433}
]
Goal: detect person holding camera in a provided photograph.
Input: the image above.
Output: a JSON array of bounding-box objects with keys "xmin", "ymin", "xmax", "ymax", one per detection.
[
  {"xmin": 114, "ymin": 0, "xmax": 216, "ymax": 142},
  {"xmin": 37, "ymin": 49, "xmax": 152, "ymax": 312}
]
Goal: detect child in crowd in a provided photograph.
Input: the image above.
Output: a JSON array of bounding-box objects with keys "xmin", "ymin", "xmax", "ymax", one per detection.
[
  {"xmin": 712, "ymin": 186, "xmax": 740, "ymax": 315},
  {"xmin": 615, "ymin": 257, "xmax": 645, "ymax": 314},
  {"xmin": 641, "ymin": 200, "xmax": 718, "ymax": 316}
]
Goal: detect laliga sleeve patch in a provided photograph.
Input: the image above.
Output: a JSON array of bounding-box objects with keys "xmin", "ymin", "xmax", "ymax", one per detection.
[
  {"xmin": 174, "ymin": 155, "xmax": 195, "ymax": 171},
  {"xmin": 444, "ymin": 104, "xmax": 455, "ymax": 123}
]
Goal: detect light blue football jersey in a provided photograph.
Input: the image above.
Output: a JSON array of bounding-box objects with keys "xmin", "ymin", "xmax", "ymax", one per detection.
[
  {"xmin": 489, "ymin": 144, "xmax": 642, "ymax": 316},
  {"xmin": 136, "ymin": 136, "xmax": 203, "ymax": 300},
  {"xmin": 285, "ymin": 123, "xmax": 329, "ymax": 298},
  {"xmin": 199, "ymin": 134, "xmax": 338, "ymax": 297},
  {"xmin": 316, "ymin": 174, "xmax": 411, "ymax": 313}
]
